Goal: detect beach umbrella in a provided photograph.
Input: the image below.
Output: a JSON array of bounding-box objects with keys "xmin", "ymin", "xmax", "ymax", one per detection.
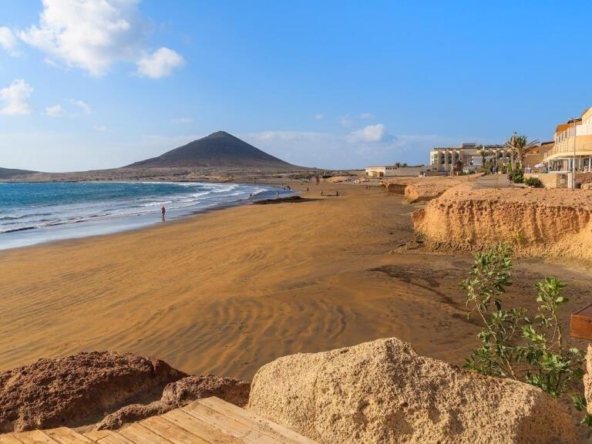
[{"xmin": 535, "ymin": 163, "xmax": 545, "ymax": 168}]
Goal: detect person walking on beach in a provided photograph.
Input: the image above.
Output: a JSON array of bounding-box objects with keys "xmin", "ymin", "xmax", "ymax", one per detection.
[{"xmin": 161, "ymin": 205, "xmax": 166, "ymax": 221}]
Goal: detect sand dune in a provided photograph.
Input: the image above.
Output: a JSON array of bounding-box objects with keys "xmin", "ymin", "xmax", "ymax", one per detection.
[{"xmin": 0, "ymin": 183, "xmax": 589, "ymax": 380}]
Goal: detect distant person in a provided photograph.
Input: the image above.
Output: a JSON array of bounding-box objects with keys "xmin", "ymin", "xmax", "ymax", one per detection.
[
  {"xmin": 161, "ymin": 205, "xmax": 166, "ymax": 221},
  {"xmin": 276, "ymin": 192, "xmax": 280, "ymax": 199},
  {"xmin": 336, "ymin": 190, "xmax": 339, "ymax": 196}
]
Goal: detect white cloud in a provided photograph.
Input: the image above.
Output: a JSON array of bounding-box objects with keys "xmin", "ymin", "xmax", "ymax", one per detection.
[
  {"xmin": 0, "ymin": 128, "xmax": 455, "ymax": 172},
  {"xmin": 359, "ymin": 113, "xmax": 373, "ymax": 119},
  {"xmin": 136, "ymin": 47, "xmax": 184, "ymax": 78},
  {"xmin": 314, "ymin": 113, "xmax": 325, "ymax": 121},
  {"xmin": 172, "ymin": 117, "xmax": 192, "ymax": 124},
  {"xmin": 350, "ymin": 124, "xmax": 394, "ymax": 143},
  {"xmin": 0, "ymin": 79, "xmax": 33, "ymax": 116},
  {"xmin": 241, "ymin": 130, "xmax": 455, "ymax": 169},
  {"xmin": 68, "ymin": 99, "xmax": 91, "ymax": 115},
  {"xmin": 14, "ymin": 0, "xmax": 184, "ymax": 78},
  {"xmin": 94, "ymin": 125, "xmax": 108, "ymax": 132},
  {"xmin": 339, "ymin": 115, "xmax": 355, "ymax": 128},
  {"xmin": 45, "ymin": 104, "xmax": 65, "ymax": 117},
  {"xmin": 0, "ymin": 27, "xmax": 19, "ymax": 55}
]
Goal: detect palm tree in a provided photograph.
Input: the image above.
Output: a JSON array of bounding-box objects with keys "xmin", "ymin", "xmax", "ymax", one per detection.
[
  {"xmin": 504, "ymin": 133, "xmax": 539, "ymax": 171},
  {"xmin": 477, "ymin": 146, "xmax": 490, "ymax": 169}
]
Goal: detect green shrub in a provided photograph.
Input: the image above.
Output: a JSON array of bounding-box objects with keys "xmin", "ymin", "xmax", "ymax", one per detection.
[
  {"xmin": 511, "ymin": 169, "xmax": 524, "ymax": 183},
  {"xmin": 524, "ymin": 177, "xmax": 544, "ymax": 188},
  {"xmin": 461, "ymin": 243, "xmax": 591, "ymax": 424}
]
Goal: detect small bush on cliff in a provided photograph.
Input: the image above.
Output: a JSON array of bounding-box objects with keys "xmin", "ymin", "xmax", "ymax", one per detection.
[
  {"xmin": 524, "ymin": 177, "xmax": 543, "ymax": 188},
  {"xmin": 462, "ymin": 243, "xmax": 591, "ymax": 424}
]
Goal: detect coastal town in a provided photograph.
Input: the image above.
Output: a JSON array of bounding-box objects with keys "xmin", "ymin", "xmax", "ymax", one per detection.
[
  {"xmin": 367, "ymin": 106, "xmax": 592, "ymax": 188},
  {"xmin": 2, "ymin": 1, "xmax": 592, "ymax": 443}
]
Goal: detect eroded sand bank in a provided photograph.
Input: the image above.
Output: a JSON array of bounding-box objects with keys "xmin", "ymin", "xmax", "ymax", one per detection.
[{"xmin": 0, "ymin": 183, "xmax": 589, "ymax": 380}]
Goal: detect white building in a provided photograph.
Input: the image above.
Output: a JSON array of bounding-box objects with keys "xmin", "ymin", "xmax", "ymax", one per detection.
[
  {"xmin": 364, "ymin": 165, "xmax": 398, "ymax": 177},
  {"xmin": 429, "ymin": 143, "xmax": 509, "ymax": 173}
]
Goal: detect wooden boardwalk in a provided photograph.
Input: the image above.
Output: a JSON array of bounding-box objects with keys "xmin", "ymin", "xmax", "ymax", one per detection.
[{"xmin": 0, "ymin": 397, "xmax": 317, "ymax": 444}]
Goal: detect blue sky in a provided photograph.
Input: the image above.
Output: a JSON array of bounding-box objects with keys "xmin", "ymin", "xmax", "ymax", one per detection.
[{"xmin": 0, "ymin": 1, "xmax": 590, "ymax": 172}]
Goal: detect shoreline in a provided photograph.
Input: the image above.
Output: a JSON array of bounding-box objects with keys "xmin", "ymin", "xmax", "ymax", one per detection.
[
  {"xmin": 0, "ymin": 181, "xmax": 295, "ymax": 252},
  {"xmin": 0, "ymin": 181, "xmax": 589, "ymax": 381}
]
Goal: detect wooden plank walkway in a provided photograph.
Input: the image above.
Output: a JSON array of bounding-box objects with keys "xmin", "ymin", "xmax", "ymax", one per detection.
[{"xmin": 0, "ymin": 397, "xmax": 317, "ymax": 444}]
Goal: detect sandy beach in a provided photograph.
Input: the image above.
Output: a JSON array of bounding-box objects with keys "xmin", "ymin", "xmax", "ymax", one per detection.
[{"xmin": 0, "ymin": 182, "xmax": 590, "ymax": 381}]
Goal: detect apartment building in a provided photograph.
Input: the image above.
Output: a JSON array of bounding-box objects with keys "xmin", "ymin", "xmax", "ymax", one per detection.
[
  {"xmin": 545, "ymin": 107, "xmax": 592, "ymax": 171},
  {"xmin": 429, "ymin": 143, "xmax": 510, "ymax": 172}
]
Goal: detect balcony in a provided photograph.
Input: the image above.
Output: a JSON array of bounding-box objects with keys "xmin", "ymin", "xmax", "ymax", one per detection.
[{"xmin": 545, "ymin": 137, "xmax": 592, "ymax": 160}]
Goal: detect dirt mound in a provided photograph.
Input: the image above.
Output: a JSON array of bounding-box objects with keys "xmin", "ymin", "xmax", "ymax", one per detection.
[
  {"xmin": 413, "ymin": 184, "xmax": 592, "ymax": 260},
  {"xmin": 0, "ymin": 351, "xmax": 186, "ymax": 433},
  {"xmin": 97, "ymin": 375, "xmax": 250, "ymax": 430},
  {"xmin": 248, "ymin": 337, "xmax": 575, "ymax": 444}
]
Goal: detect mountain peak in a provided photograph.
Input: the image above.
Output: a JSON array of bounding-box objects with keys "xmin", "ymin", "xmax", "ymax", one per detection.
[
  {"xmin": 209, "ymin": 130, "xmax": 231, "ymax": 137},
  {"xmin": 126, "ymin": 131, "xmax": 300, "ymax": 169}
]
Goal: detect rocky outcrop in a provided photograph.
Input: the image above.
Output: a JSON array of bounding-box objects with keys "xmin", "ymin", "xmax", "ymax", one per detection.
[
  {"xmin": 248, "ymin": 337, "xmax": 576, "ymax": 444},
  {"xmin": 96, "ymin": 375, "xmax": 250, "ymax": 430},
  {"xmin": 0, "ymin": 351, "xmax": 186, "ymax": 433},
  {"xmin": 381, "ymin": 176, "xmax": 480, "ymax": 203},
  {"xmin": 0, "ymin": 352, "xmax": 251, "ymax": 433},
  {"xmin": 585, "ymin": 345, "xmax": 592, "ymax": 415},
  {"xmin": 404, "ymin": 181, "xmax": 453, "ymax": 203},
  {"xmin": 413, "ymin": 184, "xmax": 592, "ymax": 260}
]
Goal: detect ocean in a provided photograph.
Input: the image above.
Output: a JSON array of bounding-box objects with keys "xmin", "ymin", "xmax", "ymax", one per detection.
[{"xmin": 0, "ymin": 181, "xmax": 288, "ymax": 250}]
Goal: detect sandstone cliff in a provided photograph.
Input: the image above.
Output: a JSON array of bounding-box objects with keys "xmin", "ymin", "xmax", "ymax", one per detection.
[
  {"xmin": 381, "ymin": 175, "xmax": 480, "ymax": 203},
  {"xmin": 413, "ymin": 184, "xmax": 592, "ymax": 261}
]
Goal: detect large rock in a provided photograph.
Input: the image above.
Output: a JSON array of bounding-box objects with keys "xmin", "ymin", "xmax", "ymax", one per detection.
[
  {"xmin": 0, "ymin": 351, "xmax": 186, "ymax": 432},
  {"xmin": 585, "ymin": 345, "xmax": 592, "ymax": 415},
  {"xmin": 248, "ymin": 337, "xmax": 576, "ymax": 444}
]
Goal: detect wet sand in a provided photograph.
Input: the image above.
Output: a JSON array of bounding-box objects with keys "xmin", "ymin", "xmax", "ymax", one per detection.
[{"xmin": 0, "ymin": 182, "xmax": 589, "ymax": 380}]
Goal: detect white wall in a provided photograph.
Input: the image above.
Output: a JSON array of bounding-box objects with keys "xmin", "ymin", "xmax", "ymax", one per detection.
[{"xmin": 577, "ymin": 123, "xmax": 592, "ymax": 136}]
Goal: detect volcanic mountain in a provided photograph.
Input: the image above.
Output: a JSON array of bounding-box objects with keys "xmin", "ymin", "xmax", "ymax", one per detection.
[{"xmin": 126, "ymin": 131, "xmax": 299, "ymax": 169}]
